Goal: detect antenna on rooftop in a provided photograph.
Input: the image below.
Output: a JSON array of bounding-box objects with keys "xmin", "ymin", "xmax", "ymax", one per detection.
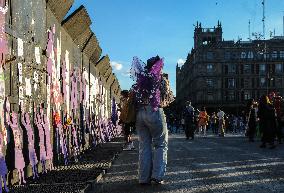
[
  {"xmin": 248, "ymin": 20, "xmax": 251, "ymax": 40},
  {"xmin": 274, "ymin": 28, "xmax": 275, "ymax": 37},
  {"xmin": 262, "ymin": 0, "xmax": 265, "ymax": 39}
]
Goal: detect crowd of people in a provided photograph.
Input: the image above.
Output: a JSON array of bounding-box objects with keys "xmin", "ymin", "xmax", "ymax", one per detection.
[
  {"xmin": 167, "ymin": 106, "xmax": 246, "ymax": 137},
  {"xmin": 166, "ymin": 92, "xmax": 283, "ymax": 149}
]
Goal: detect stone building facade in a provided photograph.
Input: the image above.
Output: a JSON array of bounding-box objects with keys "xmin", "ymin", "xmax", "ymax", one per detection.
[
  {"xmin": 0, "ymin": 0, "xmax": 121, "ymax": 185},
  {"xmin": 176, "ymin": 21, "xmax": 284, "ymax": 112}
]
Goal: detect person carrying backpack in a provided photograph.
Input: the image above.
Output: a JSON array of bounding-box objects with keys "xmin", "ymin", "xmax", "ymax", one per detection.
[{"xmin": 119, "ymin": 90, "xmax": 135, "ymax": 150}]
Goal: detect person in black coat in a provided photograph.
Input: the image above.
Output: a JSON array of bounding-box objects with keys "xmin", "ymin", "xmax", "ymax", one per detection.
[
  {"xmin": 246, "ymin": 99, "xmax": 257, "ymax": 142},
  {"xmin": 273, "ymin": 95, "xmax": 283, "ymax": 144},
  {"xmin": 258, "ymin": 95, "xmax": 277, "ymax": 149},
  {"xmin": 183, "ymin": 101, "xmax": 195, "ymax": 140}
]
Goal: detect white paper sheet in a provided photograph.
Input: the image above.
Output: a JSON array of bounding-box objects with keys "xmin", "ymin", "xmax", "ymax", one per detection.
[
  {"xmin": 25, "ymin": 78, "xmax": 32, "ymax": 96},
  {"xmin": 18, "ymin": 38, "xmax": 23, "ymax": 56},
  {"xmin": 35, "ymin": 47, "xmax": 41, "ymax": 64}
]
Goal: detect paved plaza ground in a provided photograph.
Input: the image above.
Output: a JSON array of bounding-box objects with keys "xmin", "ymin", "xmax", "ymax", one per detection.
[{"xmin": 92, "ymin": 134, "xmax": 284, "ymax": 193}]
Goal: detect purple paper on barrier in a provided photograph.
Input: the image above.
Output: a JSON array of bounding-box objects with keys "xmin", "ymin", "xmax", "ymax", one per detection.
[
  {"xmin": 7, "ymin": 111, "xmax": 26, "ymax": 184},
  {"xmin": 70, "ymin": 69, "xmax": 79, "ymax": 111},
  {"xmin": 0, "ymin": 129, "xmax": 8, "ymax": 192},
  {"xmin": 35, "ymin": 110, "xmax": 47, "ymax": 173},
  {"xmin": 25, "ymin": 114, "xmax": 37, "ymax": 162},
  {"xmin": 0, "ymin": 127, "xmax": 7, "ymax": 175},
  {"xmin": 62, "ymin": 59, "xmax": 67, "ymax": 100},
  {"xmin": 59, "ymin": 122, "xmax": 68, "ymax": 165},
  {"xmin": 46, "ymin": 29, "xmax": 54, "ymax": 77},
  {"xmin": 0, "ymin": 1, "xmax": 7, "ymax": 68},
  {"xmin": 21, "ymin": 112, "xmax": 39, "ymax": 179},
  {"xmin": 42, "ymin": 113, "xmax": 53, "ymax": 170},
  {"xmin": 71, "ymin": 124, "xmax": 79, "ymax": 162}
]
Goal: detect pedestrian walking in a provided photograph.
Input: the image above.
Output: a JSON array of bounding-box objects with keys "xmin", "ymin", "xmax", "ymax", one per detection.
[
  {"xmin": 183, "ymin": 101, "xmax": 195, "ymax": 140},
  {"xmin": 198, "ymin": 107, "xmax": 208, "ymax": 136},
  {"xmin": 210, "ymin": 112, "xmax": 218, "ymax": 134},
  {"xmin": 258, "ymin": 95, "xmax": 277, "ymax": 149},
  {"xmin": 273, "ymin": 95, "xmax": 283, "ymax": 144},
  {"xmin": 131, "ymin": 56, "xmax": 174, "ymax": 185},
  {"xmin": 217, "ymin": 108, "xmax": 225, "ymax": 137},
  {"xmin": 246, "ymin": 99, "xmax": 257, "ymax": 142},
  {"xmin": 233, "ymin": 115, "xmax": 238, "ymax": 133},
  {"xmin": 119, "ymin": 90, "xmax": 135, "ymax": 151}
]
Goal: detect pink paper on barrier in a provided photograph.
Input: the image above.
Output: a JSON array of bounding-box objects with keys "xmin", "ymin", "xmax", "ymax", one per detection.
[
  {"xmin": 0, "ymin": 1, "xmax": 7, "ymax": 68},
  {"xmin": 21, "ymin": 112, "xmax": 39, "ymax": 179}
]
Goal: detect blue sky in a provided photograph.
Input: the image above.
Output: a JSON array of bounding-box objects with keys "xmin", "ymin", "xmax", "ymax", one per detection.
[{"xmin": 68, "ymin": 0, "xmax": 284, "ymax": 95}]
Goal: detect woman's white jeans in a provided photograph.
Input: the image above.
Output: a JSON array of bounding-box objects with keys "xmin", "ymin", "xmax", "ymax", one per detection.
[{"xmin": 136, "ymin": 105, "xmax": 168, "ymax": 183}]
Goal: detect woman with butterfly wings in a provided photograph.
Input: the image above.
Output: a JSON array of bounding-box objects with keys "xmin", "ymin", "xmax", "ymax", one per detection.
[{"xmin": 131, "ymin": 56, "xmax": 174, "ymax": 185}]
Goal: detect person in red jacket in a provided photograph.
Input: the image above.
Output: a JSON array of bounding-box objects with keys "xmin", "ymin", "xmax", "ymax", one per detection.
[{"xmin": 198, "ymin": 107, "xmax": 209, "ymax": 136}]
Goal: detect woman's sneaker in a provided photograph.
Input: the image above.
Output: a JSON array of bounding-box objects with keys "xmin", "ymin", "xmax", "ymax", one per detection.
[{"xmin": 151, "ymin": 178, "xmax": 164, "ymax": 185}]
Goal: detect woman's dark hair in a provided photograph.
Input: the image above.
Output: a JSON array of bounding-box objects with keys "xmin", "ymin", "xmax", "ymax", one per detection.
[
  {"xmin": 121, "ymin": 90, "xmax": 129, "ymax": 97},
  {"xmin": 259, "ymin": 95, "xmax": 268, "ymax": 106},
  {"xmin": 146, "ymin": 55, "xmax": 160, "ymax": 71}
]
